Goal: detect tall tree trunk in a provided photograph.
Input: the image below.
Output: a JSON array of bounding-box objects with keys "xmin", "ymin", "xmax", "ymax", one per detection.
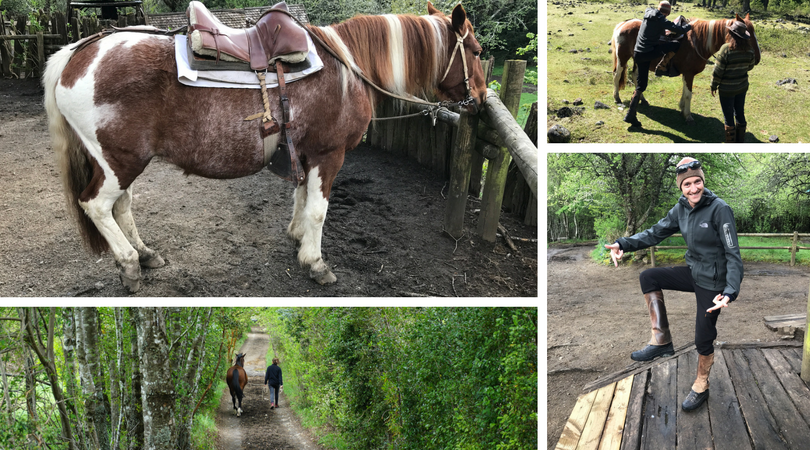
[
  {"xmin": 80, "ymin": 307, "xmax": 111, "ymax": 450},
  {"xmin": 1, "ymin": 358, "xmax": 12, "ymax": 428},
  {"xmin": 177, "ymin": 308, "xmax": 213, "ymax": 450},
  {"xmin": 74, "ymin": 308, "xmax": 99, "ymax": 449},
  {"xmin": 127, "ymin": 308, "xmax": 144, "ymax": 450},
  {"xmin": 19, "ymin": 309, "xmax": 39, "ymax": 445},
  {"xmin": 62, "ymin": 308, "xmax": 79, "ymax": 410},
  {"xmin": 137, "ymin": 307, "xmax": 177, "ymax": 450},
  {"xmin": 22, "ymin": 308, "xmax": 78, "ymax": 450},
  {"xmin": 111, "ymin": 308, "xmax": 126, "ymax": 450}
]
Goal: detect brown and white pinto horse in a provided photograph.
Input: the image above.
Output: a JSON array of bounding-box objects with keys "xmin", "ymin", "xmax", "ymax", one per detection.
[
  {"xmin": 43, "ymin": 2, "xmax": 486, "ymax": 292},
  {"xmin": 611, "ymin": 13, "xmax": 760, "ymax": 123},
  {"xmin": 227, "ymin": 353, "xmax": 248, "ymax": 417}
]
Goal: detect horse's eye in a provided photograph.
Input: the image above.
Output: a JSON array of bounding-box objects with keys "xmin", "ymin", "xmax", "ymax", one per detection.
[{"xmin": 473, "ymin": 51, "xmax": 481, "ymax": 58}]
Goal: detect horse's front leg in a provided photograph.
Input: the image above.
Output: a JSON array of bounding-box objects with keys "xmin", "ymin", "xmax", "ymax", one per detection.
[
  {"xmin": 113, "ymin": 185, "xmax": 165, "ymax": 269},
  {"xmin": 613, "ymin": 61, "xmax": 625, "ymax": 104},
  {"xmin": 680, "ymin": 74, "xmax": 695, "ymax": 124},
  {"xmin": 287, "ymin": 182, "xmax": 308, "ymax": 243},
  {"xmin": 295, "ymin": 164, "xmax": 340, "ymax": 285}
]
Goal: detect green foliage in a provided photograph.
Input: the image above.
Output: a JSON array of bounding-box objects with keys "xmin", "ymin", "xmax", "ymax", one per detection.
[
  {"xmin": 516, "ymin": 32, "xmax": 537, "ymax": 63},
  {"xmin": 261, "ymin": 307, "xmax": 538, "ymax": 449},
  {"xmin": 488, "ymin": 79, "xmax": 501, "ymax": 92}
]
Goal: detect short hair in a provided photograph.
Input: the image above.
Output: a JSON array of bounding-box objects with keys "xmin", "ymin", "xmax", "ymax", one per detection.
[{"xmin": 272, "ymin": 358, "xmax": 280, "ymax": 365}]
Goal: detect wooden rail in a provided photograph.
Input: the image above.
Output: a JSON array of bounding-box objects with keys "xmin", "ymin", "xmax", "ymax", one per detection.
[{"xmin": 651, "ymin": 232, "xmax": 810, "ymax": 267}]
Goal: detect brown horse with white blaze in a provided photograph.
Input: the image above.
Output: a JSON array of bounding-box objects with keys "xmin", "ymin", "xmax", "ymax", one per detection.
[
  {"xmin": 42, "ymin": 2, "xmax": 486, "ymax": 292},
  {"xmin": 611, "ymin": 13, "xmax": 760, "ymax": 124}
]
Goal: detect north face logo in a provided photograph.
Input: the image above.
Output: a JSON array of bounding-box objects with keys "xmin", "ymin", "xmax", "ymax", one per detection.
[{"xmin": 700, "ymin": 222, "xmax": 708, "ymax": 228}]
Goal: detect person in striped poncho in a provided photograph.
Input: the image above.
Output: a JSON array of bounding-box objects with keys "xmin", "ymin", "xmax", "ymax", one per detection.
[{"xmin": 711, "ymin": 21, "xmax": 757, "ymax": 143}]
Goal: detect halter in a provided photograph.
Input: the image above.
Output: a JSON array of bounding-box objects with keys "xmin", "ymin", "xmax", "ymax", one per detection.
[{"xmin": 439, "ymin": 29, "xmax": 475, "ymax": 107}]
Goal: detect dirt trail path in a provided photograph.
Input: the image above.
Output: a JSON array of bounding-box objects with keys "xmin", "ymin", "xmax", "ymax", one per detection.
[
  {"xmin": 547, "ymin": 245, "xmax": 810, "ymax": 449},
  {"xmin": 217, "ymin": 327, "xmax": 322, "ymax": 450}
]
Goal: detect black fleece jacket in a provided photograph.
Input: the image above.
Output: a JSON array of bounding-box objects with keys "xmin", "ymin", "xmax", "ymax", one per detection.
[{"xmin": 264, "ymin": 364, "xmax": 282, "ymax": 387}]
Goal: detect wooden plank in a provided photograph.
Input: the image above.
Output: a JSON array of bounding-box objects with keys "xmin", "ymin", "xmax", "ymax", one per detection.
[
  {"xmin": 763, "ymin": 348, "xmax": 810, "ymax": 428},
  {"xmin": 599, "ymin": 375, "xmax": 634, "ymax": 450},
  {"xmin": 642, "ymin": 359, "xmax": 677, "ymax": 450},
  {"xmin": 556, "ymin": 390, "xmax": 598, "ymax": 450},
  {"xmin": 764, "ymin": 313, "xmax": 806, "ymax": 322},
  {"xmin": 620, "ymin": 369, "xmax": 648, "ymax": 450},
  {"xmin": 783, "ymin": 348, "xmax": 803, "ymax": 374},
  {"xmin": 577, "ymin": 382, "xmax": 616, "ymax": 450},
  {"xmin": 744, "ymin": 347, "xmax": 810, "ymax": 448},
  {"xmin": 716, "ymin": 341, "xmax": 802, "ymax": 350},
  {"xmin": 726, "ymin": 349, "xmax": 787, "ymax": 450},
  {"xmin": 708, "ymin": 349, "xmax": 752, "ymax": 450},
  {"xmin": 676, "ymin": 352, "xmax": 712, "ymax": 450},
  {"xmin": 583, "ymin": 342, "xmax": 696, "ymax": 393}
]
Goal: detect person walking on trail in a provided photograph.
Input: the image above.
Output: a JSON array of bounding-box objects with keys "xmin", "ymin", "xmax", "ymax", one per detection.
[
  {"xmin": 264, "ymin": 358, "xmax": 283, "ymax": 410},
  {"xmin": 710, "ymin": 20, "xmax": 757, "ymax": 143},
  {"xmin": 624, "ymin": 1, "xmax": 692, "ymax": 127},
  {"xmin": 603, "ymin": 157, "xmax": 743, "ymax": 412}
]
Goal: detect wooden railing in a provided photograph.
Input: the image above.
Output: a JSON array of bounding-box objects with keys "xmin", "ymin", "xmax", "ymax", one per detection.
[{"xmin": 651, "ymin": 232, "xmax": 810, "ymax": 267}]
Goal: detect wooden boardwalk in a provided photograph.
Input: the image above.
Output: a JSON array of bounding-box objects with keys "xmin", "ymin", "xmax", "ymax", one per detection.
[{"xmin": 555, "ymin": 342, "xmax": 810, "ymax": 450}]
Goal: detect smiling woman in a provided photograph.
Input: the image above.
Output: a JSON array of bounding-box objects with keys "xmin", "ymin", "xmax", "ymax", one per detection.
[{"xmin": 603, "ymin": 156, "xmax": 743, "ymax": 411}]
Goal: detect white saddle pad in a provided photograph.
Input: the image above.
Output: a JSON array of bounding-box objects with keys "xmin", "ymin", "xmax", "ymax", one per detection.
[{"xmin": 174, "ymin": 33, "xmax": 323, "ymax": 89}]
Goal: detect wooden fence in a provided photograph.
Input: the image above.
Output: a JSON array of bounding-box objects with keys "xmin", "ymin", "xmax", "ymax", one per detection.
[
  {"xmin": 651, "ymin": 232, "xmax": 810, "ymax": 267},
  {"xmin": 0, "ymin": 9, "xmax": 145, "ymax": 78},
  {"xmin": 366, "ymin": 58, "xmax": 538, "ymax": 242}
]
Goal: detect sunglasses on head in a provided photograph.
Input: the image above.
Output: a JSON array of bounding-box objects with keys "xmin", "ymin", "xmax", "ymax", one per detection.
[{"xmin": 676, "ymin": 160, "xmax": 701, "ymax": 174}]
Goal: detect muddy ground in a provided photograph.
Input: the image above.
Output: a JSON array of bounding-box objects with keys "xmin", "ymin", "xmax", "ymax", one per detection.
[
  {"xmin": 216, "ymin": 327, "xmax": 322, "ymax": 450},
  {"xmin": 0, "ymin": 78, "xmax": 536, "ymax": 297},
  {"xmin": 546, "ymin": 244, "xmax": 810, "ymax": 448}
]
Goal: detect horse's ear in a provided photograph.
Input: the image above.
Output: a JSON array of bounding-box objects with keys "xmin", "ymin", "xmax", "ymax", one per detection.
[
  {"xmin": 451, "ymin": 4, "xmax": 467, "ymax": 33},
  {"xmin": 735, "ymin": 13, "xmax": 743, "ymax": 21},
  {"xmin": 427, "ymin": 1, "xmax": 441, "ymax": 16},
  {"xmin": 745, "ymin": 12, "xmax": 750, "ymax": 21}
]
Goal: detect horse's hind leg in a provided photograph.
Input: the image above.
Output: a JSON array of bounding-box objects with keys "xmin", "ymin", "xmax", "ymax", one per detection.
[
  {"xmin": 113, "ymin": 186, "xmax": 165, "ymax": 269},
  {"xmin": 80, "ymin": 181, "xmax": 142, "ymax": 292}
]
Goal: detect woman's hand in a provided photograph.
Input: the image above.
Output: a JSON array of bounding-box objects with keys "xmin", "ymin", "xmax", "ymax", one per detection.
[
  {"xmin": 604, "ymin": 243, "xmax": 623, "ymax": 267},
  {"xmin": 711, "ymin": 87, "xmax": 717, "ymax": 97},
  {"xmin": 707, "ymin": 294, "xmax": 730, "ymax": 312}
]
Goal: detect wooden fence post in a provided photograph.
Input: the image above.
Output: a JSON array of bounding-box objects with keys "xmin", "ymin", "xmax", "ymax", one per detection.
[
  {"xmin": 444, "ymin": 110, "xmax": 479, "ymax": 238},
  {"xmin": 0, "ymin": 12, "xmax": 11, "ymax": 78},
  {"xmin": 802, "ymin": 283, "xmax": 810, "ymax": 382},
  {"xmin": 469, "ymin": 57, "xmax": 493, "ymax": 197},
  {"xmin": 791, "ymin": 231, "xmax": 798, "ymax": 266},
  {"xmin": 477, "ymin": 60, "xmax": 526, "ymax": 241}
]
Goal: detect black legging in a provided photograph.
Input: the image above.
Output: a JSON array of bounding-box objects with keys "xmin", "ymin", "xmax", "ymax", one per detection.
[
  {"xmin": 639, "ymin": 266, "xmax": 722, "ymax": 355},
  {"xmin": 634, "ymin": 41, "xmax": 681, "ymax": 93},
  {"xmin": 719, "ymin": 92, "xmax": 747, "ymax": 127}
]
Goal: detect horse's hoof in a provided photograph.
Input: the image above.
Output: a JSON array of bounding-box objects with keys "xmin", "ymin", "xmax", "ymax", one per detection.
[
  {"xmin": 686, "ymin": 119, "xmax": 695, "ymax": 125},
  {"xmin": 140, "ymin": 252, "xmax": 165, "ymax": 269},
  {"xmin": 311, "ymin": 267, "xmax": 337, "ymax": 285},
  {"xmin": 117, "ymin": 262, "xmax": 141, "ymax": 293},
  {"xmin": 120, "ymin": 275, "xmax": 141, "ymax": 293}
]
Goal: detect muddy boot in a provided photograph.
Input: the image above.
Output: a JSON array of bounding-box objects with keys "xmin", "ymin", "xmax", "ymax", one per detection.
[
  {"xmin": 631, "ymin": 291, "xmax": 674, "ymax": 361},
  {"xmin": 682, "ymin": 353, "xmax": 714, "ymax": 411},
  {"xmin": 735, "ymin": 122, "xmax": 746, "ymax": 143},
  {"xmin": 623, "ymin": 90, "xmax": 643, "ymax": 127},
  {"xmin": 724, "ymin": 125, "xmax": 736, "ymax": 143},
  {"xmin": 655, "ymin": 52, "xmax": 676, "ymax": 76}
]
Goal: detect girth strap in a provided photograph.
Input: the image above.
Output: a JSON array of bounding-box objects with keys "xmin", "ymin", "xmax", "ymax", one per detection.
[{"xmin": 276, "ymin": 62, "xmax": 305, "ymax": 184}]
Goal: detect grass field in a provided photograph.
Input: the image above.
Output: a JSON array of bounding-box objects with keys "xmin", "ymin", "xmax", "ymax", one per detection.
[{"xmin": 547, "ymin": 1, "xmax": 810, "ymax": 143}]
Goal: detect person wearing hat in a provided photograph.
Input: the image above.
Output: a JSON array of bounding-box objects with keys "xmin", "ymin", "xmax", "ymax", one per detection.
[
  {"xmin": 711, "ymin": 21, "xmax": 757, "ymax": 143},
  {"xmin": 624, "ymin": 1, "xmax": 692, "ymax": 127},
  {"xmin": 603, "ymin": 157, "xmax": 743, "ymax": 411}
]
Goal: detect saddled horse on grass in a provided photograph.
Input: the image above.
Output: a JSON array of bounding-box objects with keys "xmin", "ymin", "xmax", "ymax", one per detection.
[
  {"xmin": 43, "ymin": 2, "xmax": 486, "ymax": 292},
  {"xmin": 611, "ymin": 13, "xmax": 760, "ymax": 124},
  {"xmin": 227, "ymin": 353, "xmax": 248, "ymax": 417}
]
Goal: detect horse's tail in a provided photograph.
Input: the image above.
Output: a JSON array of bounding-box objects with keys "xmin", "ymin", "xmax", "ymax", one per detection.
[
  {"xmin": 610, "ymin": 23, "xmax": 627, "ymax": 91},
  {"xmin": 230, "ymin": 367, "xmax": 243, "ymax": 400},
  {"xmin": 43, "ymin": 45, "xmax": 108, "ymax": 254}
]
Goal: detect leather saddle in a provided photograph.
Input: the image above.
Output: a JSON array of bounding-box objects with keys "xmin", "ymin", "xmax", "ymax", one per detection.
[
  {"xmin": 661, "ymin": 15, "xmax": 689, "ymax": 42},
  {"xmin": 187, "ymin": 1, "xmax": 308, "ymax": 71}
]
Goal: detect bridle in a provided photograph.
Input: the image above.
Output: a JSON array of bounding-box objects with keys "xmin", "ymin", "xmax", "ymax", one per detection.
[{"xmin": 438, "ymin": 29, "xmax": 476, "ymax": 108}]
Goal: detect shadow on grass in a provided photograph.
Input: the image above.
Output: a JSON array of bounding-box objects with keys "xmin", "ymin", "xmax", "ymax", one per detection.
[{"xmin": 624, "ymin": 104, "xmax": 765, "ymax": 143}]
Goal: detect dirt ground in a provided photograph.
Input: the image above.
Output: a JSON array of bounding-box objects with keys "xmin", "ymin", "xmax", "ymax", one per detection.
[
  {"xmin": 216, "ymin": 327, "xmax": 322, "ymax": 450},
  {"xmin": 547, "ymin": 243, "xmax": 810, "ymax": 449},
  {"xmin": 0, "ymin": 78, "xmax": 537, "ymax": 297}
]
